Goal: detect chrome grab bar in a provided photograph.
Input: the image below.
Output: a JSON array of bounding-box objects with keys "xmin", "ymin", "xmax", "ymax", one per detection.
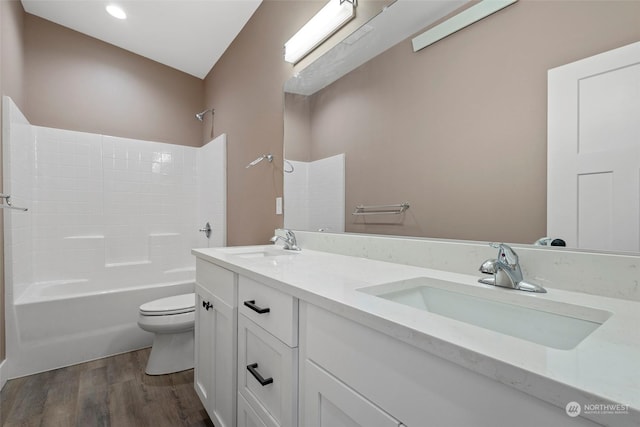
[{"xmin": 352, "ymin": 202, "xmax": 409, "ymax": 216}]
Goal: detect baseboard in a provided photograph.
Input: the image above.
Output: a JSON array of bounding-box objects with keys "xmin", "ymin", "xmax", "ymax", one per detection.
[{"xmin": 0, "ymin": 358, "xmax": 8, "ymax": 391}]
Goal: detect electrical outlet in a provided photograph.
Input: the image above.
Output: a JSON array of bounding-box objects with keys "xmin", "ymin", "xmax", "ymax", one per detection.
[{"xmin": 276, "ymin": 197, "xmax": 283, "ymax": 215}]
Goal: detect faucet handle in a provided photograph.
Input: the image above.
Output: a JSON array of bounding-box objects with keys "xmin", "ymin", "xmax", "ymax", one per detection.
[{"xmin": 490, "ymin": 242, "xmax": 518, "ymax": 266}]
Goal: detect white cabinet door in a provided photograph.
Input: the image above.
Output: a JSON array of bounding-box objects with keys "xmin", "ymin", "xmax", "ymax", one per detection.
[
  {"xmin": 195, "ymin": 283, "xmax": 237, "ymax": 427},
  {"xmin": 302, "ymin": 359, "xmax": 402, "ymax": 427},
  {"xmin": 548, "ymin": 41, "xmax": 640, "ymax": 251}
]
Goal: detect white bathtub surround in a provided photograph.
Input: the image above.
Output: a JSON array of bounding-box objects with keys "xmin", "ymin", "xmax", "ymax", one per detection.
[
  {"xmin": 284, "ymin": 154, "xmax": 345, "ymax": 232},
  {"xmin": 289, "ymin": 230, "xmax": 640, "ymax": 302},
  {"xmin": 2, "ymin": 96, "xmax": 226, "ymax": 378},
  {"xmin": 193, "ymin": 245, "xmax": 640, "ymax": 426},
  {"xmin": 9, "ymin": 281, "xmax": 194, "ymax": 378},
  {"xmin": 198, "ymin": 138, "xmax": 227, "ymax": 248}
]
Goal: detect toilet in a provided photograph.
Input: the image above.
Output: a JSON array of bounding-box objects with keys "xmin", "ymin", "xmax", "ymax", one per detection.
[{"xmin": 137, "ymin": 293, "xmax": 196, "ymax": 375}]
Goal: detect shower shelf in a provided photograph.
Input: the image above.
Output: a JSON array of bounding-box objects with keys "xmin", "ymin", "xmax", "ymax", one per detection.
[{"xmin": 352, "ymin": 203, "xmax": 410, "ymax": 216}]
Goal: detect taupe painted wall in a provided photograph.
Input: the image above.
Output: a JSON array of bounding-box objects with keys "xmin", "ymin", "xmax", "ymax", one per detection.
[
  {"xmin": 204, "ymin": 0, "xmax": 390, "ymax": 246},
  {"xmin": 0, "ymin": 0, "xmax": 26, "ymax": 363},
  {"xmin": 289, "ymin": 0, "xmax": 640, "ymax": 244},
  {"xmin": 24, "ymin": 14, "xmax": 204, "ymax": 147}
]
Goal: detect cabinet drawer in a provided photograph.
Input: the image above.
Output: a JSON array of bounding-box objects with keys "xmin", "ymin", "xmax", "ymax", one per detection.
[
  {"xmin": 238, "ymin": 393, "xmax": 268, "ymax": 427},
  {"xmin": 239, "ymin": 276, "xmax": 298, "ymax": 347},
  {"xmin": 196, "ymin": 258, "xmax": 236, "ymax": 307},
  {"xmin": 303, "ymin": 359, "xmax": 403, "ymax": 427},
  {"xmin": 238, "ymin": 314, "xmax": 298, "ymax": 427}
]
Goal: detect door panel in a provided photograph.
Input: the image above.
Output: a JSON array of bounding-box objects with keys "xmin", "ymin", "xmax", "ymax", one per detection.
[{"xmin": 548, "ymin": 41, "xmax": 640, "ymax": 251}]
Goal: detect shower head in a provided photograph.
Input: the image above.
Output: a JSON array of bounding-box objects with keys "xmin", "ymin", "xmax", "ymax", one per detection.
[
  {"xmin": 246, "ymin": 154, "xmax": 274, "ymax": 168},
  {"xmin": 195, "ymin": 108, "xmax": 214, "ymax": 121}
]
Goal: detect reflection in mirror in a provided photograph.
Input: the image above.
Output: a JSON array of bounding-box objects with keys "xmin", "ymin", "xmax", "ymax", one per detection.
[{"xmin": 283, "ymin": 0, "xmax": 640, "ymax": 252}]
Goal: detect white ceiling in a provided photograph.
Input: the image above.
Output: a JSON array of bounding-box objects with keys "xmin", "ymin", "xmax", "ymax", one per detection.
[{"xmin": 21, "ymin": 0, "xmax": 263, "ymax": 79}]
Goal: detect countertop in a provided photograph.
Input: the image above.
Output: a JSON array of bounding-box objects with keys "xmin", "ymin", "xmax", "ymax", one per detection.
[{"xmin": 192, "ymin": 245, "xmax": 640, "ymax": 425}]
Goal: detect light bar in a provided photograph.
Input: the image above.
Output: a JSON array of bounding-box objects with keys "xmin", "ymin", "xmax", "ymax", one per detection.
[{"xmin": 284, "ymin": 0, "xmax": 356, "ymax": 64}]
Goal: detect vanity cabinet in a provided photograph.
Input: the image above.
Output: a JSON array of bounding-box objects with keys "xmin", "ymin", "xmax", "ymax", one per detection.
[
  {"xmin": 237, "ymin": 276, "xmax": 299, "ymax": 427},
  {"xmin": 194, "ymin": 252, "xmax": 604, "ymax": 427},
  {"xmin": 194, "ymin": 259, "xmax": 237, "ymax": 427},
  {"xmin": 299, "ymin": 302, "xmax": 599, "ymax": 427}
]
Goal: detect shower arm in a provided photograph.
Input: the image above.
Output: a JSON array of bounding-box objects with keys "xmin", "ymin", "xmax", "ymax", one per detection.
[{"xmin": 195, "ymin": 108, "xmax": 214, "ymax": 121}]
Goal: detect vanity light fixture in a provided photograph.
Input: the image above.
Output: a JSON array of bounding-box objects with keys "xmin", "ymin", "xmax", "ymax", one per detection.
[
  {"xmin": 412, "ymin": 0, "xmax": 517, "ymax": 52},
  {"xmin": 105, "ymin": 4, "xmax": 127, "ymax": 20},
  {"xmin": 284, "ymin": 0, "xmax": 356, "ymax": 64}
]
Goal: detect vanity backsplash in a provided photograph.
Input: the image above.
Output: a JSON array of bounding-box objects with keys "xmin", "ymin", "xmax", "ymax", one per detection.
[{"xmin": 290, "ymin": 230, "xmax": 640, "ymax": 302}]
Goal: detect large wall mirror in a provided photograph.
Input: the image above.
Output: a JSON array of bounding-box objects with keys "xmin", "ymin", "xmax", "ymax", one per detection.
[{"xmin": 283, "ymin": 0, "xmax": 640, "ymax": 253}]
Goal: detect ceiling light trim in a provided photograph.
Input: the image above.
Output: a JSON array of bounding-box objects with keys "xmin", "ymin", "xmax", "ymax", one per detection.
[{"xmin": 106, "ymin": 4, "xmax": 127, "ymax": 20}]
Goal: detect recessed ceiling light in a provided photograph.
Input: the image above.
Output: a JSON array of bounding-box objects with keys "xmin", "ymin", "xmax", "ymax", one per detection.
[{"xmin": 106, "ymin": 4, "xmax": 127, "ymax": 20}]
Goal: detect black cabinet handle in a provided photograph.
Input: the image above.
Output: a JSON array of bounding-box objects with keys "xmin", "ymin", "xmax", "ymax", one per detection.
[
  {"xmin": 202, "ymin": 301, "xmax": 213, "ymax": 311},
  {"xmin": 243, "ymin": 300, "xmax": 270, "ymax": 314},
  {"xmin": 247, "ymin": 363, "xmax": 273, "ymax": 386}
]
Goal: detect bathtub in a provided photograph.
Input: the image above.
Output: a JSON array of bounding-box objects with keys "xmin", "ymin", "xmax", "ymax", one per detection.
[{"xmin": 7, "ymin": 280, "xmax": 194, "ymax": 379}]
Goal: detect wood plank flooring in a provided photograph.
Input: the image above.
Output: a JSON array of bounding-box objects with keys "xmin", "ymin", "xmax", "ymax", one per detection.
[{"xmin": 0, "ymin": 348, "xmax": 213, "ymax": 427}]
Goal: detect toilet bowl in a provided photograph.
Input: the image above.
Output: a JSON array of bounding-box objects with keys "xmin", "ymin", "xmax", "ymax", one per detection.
[{"xmin": 137, "ymin": 293, "xmax": 195, "ymax": 375}]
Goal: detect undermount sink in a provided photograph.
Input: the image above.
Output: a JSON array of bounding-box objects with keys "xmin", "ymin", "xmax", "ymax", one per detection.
[
  {"xmin": 223, "ymin": 246, "xmax": 300, "ymax": 259},
  {"xmin": 358, "ymin": 277, "xmax": 611, "ymax": 350}
]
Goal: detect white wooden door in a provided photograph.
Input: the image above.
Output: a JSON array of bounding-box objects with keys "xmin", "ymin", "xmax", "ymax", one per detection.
[{"xmin": 548, "ymin": 41, "xmax": 640, "ymax": 252}]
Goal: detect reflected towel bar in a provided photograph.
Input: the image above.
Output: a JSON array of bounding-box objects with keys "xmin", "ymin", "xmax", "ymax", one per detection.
[
  {"xmin": 352, "ymin": 203, "xmax": 409, "ymax": 216},
  {"xmin": 0, "ymin": 194, "xmax": 28, "ymax": 211}
]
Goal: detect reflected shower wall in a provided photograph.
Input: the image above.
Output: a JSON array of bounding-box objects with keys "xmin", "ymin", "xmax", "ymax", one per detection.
[{"xmin": 284, "ymin": 153, "xmax": 345, "ymax": 232}]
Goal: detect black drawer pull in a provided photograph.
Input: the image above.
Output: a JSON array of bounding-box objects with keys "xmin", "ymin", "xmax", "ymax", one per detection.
[
  {"xmin": 202, "ymin": 301, "xmax": 213, "ymax": 311},
  {"xmin": 247, "ymin": 363, "xmax": 273, "ymax": 386},
  {"xmin": 243, "ymin": 300, "xmax": 270, "ymax": 314}
]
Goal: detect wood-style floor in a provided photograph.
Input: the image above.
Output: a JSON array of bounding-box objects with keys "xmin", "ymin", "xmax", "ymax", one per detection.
[{"xmin": 0, "ymin": 348, "xmax": 213, "ymax": 427}]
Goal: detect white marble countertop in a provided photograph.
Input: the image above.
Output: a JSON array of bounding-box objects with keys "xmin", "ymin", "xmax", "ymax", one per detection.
[{"xmin": 192, "ymin": 245, "xmax": 640, "ymax": 425}]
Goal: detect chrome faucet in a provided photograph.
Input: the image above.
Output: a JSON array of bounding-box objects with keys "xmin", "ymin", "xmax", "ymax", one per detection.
[
  {"xmin": 270, "ymin": 229, "xmax": 301, "ymax": 251},
  {"xmin": 478, "ymin": 243, "xmax": 546, "ymax": 293}
]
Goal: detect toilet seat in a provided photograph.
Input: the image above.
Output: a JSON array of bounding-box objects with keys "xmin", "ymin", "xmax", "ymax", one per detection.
[{"xmin": 139, "ymin": 293, "xmax": 195, "ymax": 316}]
